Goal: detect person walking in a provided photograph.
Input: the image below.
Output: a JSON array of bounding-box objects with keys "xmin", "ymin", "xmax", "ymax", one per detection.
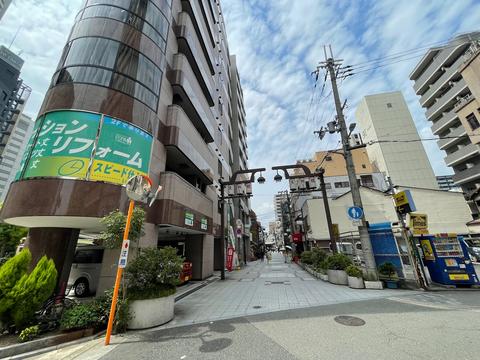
[
  {"xmin": 266, "ymin": 250, "xmax": 272, "ymax": 264},
  {"xmin": 283, "ymin": 249, "xmax": 288, "ymax": 263}
]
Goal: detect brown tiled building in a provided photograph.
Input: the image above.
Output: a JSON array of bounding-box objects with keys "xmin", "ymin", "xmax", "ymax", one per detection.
[{"xmin": 0, "ymin": 0, "xmax": 246, "ymax": 292}]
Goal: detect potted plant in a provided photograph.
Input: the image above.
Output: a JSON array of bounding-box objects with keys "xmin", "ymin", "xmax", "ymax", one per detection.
[
  {"xmin": 346, "ymin": 265, "xmax": 364, "ymax": 289},
  {"xmin": 326, "ymin": 253, "xmax": 352, "ymax": 285},
  {"xmin": 125, "ymin": 247, "xmax": 183, "ymax": 329},
  {"xmin": 378, "ymin": 262, "xmax": 399, "ymax": 289},
  {"xmin": 363, "ymin": 272, "xmax": 384, "ymax": 290}
]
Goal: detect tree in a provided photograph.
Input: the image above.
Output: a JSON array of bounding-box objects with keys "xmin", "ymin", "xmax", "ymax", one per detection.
[
  {"xmin": 0, "ymin": 223, "xmax": 28, "ymax": 258},
  {"xmin": 0, "ymin": 249, "xmax": 32, "ymax": 323},
  {"xmin": 98, "ymin": 207, "xmax": 145, "ymax": 249}
]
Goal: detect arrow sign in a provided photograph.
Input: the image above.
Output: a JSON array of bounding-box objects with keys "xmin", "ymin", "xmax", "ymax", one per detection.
[{"xmin": 347, "ymin": 206, "xmax": 363, "ymax": 220}]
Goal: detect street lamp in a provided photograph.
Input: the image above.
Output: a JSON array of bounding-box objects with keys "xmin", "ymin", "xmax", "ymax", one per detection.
[{"xmin": 219, "ymin": 167, "xmax": 266, "ymax": 280}]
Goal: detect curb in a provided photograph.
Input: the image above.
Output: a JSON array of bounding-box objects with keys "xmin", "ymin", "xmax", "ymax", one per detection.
[{"xmin": 1, "ymin": 277, "xmax": 219, "ymax": 359}]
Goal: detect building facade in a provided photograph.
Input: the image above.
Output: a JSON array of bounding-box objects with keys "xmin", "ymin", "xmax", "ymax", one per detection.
[
  {"xmin": 410, "ymin": 32, "xmax": 480, "ymax": 217},
  {"xmin": 436, "ymin": 175, "xmax": 461, "ymax": 191},
  {"xmin": 355, "ymin": 91, "xmax": 438, "ymax": 190},
  {"xmin": 0, "ymin": 113, "xmax": 34, "ymax": 201},
  {"xmin": 0, "ymin": 0, "xmax": 244, "ymax": 291}
]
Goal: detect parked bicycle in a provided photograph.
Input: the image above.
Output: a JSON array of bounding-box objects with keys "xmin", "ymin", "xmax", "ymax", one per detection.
[{"xmin": 36, "ymin": 290, "xmax": 78, "ymax": 333}]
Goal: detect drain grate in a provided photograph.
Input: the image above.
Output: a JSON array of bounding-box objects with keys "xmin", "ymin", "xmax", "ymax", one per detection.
[
  {"xmin": 265, "ymin": 281, "xmax": 291, "ymax": 285},
  {"xmin": 253, "ymin": 305, "xmax": 262, "ymax": 309},
  {"xmin": 334, "ymin": 315, "xmax": 366, "ymax": 326}
]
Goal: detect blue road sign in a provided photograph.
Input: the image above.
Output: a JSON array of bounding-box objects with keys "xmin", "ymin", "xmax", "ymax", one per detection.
[{"xmin": 347, "ymin": 206, "xmax": 363, "ymax": 220}]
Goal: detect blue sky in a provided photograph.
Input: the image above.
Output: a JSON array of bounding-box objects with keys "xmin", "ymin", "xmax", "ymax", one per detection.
[{"xmin": 0, "ymin": 0, "xmax": 479, "ymax": 225}]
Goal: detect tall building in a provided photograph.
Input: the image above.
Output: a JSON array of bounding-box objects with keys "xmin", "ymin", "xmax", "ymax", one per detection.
[
  {"xmin": 0, "ymin": 0, "xmax": 12, "ymax": 21},
  {"xmin": 410, "ymin": 32, "xmax": 480, "ymax": 217},
  {"xmin": 0, "ymin": 45, "xmax": 27, "ymax": 159},
  {"xmin": 436, "ymin": 175, "xmax": 461, "ymax": 192},
  {"xmin": 0, "ymin": 0, "xmax": 244, "ymax": 291},
  {"xmin": 274, "ymin": 192, "xmax": 288, "ymax": 221},
  {"xmin": 229, "ymin": 54, "xmax": 251, "ymax": 264},
  {"xmin": 355, "ymin": 91, "xmax": 438, "ymax": 189},
  {"xmin": 0, "ymin": 113, "xmax": 34, "ymax": 201}
]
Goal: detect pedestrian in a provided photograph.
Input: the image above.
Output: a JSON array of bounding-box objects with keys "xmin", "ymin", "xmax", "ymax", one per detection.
[
  {"xmin": 266, "ymin": 250, "xmax": 272, "ymax": 264},
  {"xmin": 283, "ymin": 250, "xmax": 288, "ymax": 263},
  {"xmin": 260, "ymin": 250, "xmax": 264, "ymax": 262}
]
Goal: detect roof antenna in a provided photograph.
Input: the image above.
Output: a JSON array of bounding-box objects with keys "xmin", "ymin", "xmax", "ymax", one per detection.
[{"xmin": 8, "ymin": 26, "xmax": 22, "ymax": 49}]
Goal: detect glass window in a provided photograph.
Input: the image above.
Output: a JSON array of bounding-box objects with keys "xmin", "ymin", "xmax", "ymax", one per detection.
[
  {"xmin": 65, "ymin": 37, "xmax": 119, "ymax": 68},
  {"xmin": 57, "ymin": 66, "xmax": 113, "ymax": 87},
  {"xmin": 73, "ymin": 249, "xmax": 104, "ymax": 263},
  {"xmin": 466, "ymin": 113, "xmax": 480, "ymax": 131}
]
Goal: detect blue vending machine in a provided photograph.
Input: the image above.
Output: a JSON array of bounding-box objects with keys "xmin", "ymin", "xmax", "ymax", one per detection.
[{"xmin": 419, "ymin": 234, "xmax": 479, "ymax": 286}]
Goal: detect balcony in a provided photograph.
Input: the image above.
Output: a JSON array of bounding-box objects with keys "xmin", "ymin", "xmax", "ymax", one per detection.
[
  {"xmin": 420, "ymin": 56, "xmax": 465, "ymax": 107},
  {"xmin": 180, "ymin": 0, "xmax": 215, "ymax": 74},
  {"xmin": 438, "ymin": 125, "xmax": 467, "ymax": 150},
  {"xmin": 425, "ymin": 78, "xmax": 467, "ymax": 121},
  {"xmin": 175, "ymin": 12, "xmax": 215, "ymax": 106},
  {"xmin": 164, "ymin": 104, "xmax": 215, "ymax": 184},
  {"xmin": 168, "ymin": 53, "xmax": 215, "ymax": 143},
  {"xmin": 431, "ymin": 109, "xmax": 458, "ymax": 135},
  {"xmin": 148, "ymin": 171, "xmax": 213, "ymax": 231},
  {"xmin": 414, "ymin": 43, "xmax": 468, "ymax": 94},
  {"xmin": 452, "ymin": 163, "xmax": 480, "ymax": 185},
  {"xmin": 444, "ymin": 142, "xmax": 480, "ymax": 167}
]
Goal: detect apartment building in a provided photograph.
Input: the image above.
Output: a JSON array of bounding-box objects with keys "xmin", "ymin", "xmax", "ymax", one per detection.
[
  {"xmin": 274, "ymin": 191, "xmax": 288, "ymax": 221},
  {"xmin": 0, "ymin": 0, "xmax": 11, "ymax": 21},
  {"xmin": 436, "ymin": 175, "xmax": 461, "ymax": 192},
  {"xmin": 0, "ymin": 113, "xmax": 33, "ymax": 201},
  {"xmin": 355, "ymin": 91, "xmax": 438, "ymax": 189},
  {"xmin": 0, "ymin": 0, "xmax": 244, "ymax": 291},
  {"xmin": 410, "ymin": 32, "xmax": 480, "ymax": 217}
]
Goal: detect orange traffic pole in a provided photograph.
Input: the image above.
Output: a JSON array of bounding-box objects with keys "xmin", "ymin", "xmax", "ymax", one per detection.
[{"xmin": 105, "ymin": 199, "xmax": 135, "ymax": 345}]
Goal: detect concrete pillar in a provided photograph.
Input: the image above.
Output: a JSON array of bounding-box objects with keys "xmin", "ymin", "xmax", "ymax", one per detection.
[
  {"xmin": 26, "ymin": 228, "xmax": 79, "ymax": 295},
  {"xmin": 202, "ymin": 234, "xmax": 214, "ymax": 279}
]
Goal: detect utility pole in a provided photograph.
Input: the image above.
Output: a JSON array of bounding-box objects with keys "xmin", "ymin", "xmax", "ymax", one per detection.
[
  {"xmin": 317, "ymin": 169, "xmax": 336, "ymax": 253},
  {"xmin": 319, "ymin": 46, "xmax": 378, "ymax": 280}
]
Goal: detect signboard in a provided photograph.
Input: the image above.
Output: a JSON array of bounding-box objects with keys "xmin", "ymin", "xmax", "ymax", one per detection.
[
  {"xmin": 90, "ymin": 116, "xmax": 152, "ymax": 184},
  {"xmin": 347, "ymin": 206, "xmax": 363, "ymax": 220},
  {"xmin": 20, "ymin": 110, "xmax": 152, "ymax": 186},
  {"xmin": 393, "ymin": 190, "xmax": 416, "ymax": 214},
  {"xmin": 226, "ymin": 246, "xmax": 234, "ymax": 271},
  {"xmin": 24, "ymin": 111, "xmax": 100, "ymax": 180},
  {"xmin": 15, "ymin": 118, "xmax": 42, "ymax": 180},
  {"xmin": 409, "ymin": 213, "xmax": 428, "ymax": 235},
  {"xmin": 201, "ymin": 218, "xmax": 208, "ymax": 231},
  {"xmin": 420, "ymin": 239, "xmax": 435, "ymax": 261},
  {"xmin": 448, "ymin": 274, "xmax": 469, "ymax": 281},
  {"xmin": 292, "ymin": 232, "xmax": 303, "ymax": 243},
  {"xmin": 332, "ymin": 224, "xmax": 340, "ymax": 238},
  {"xmin": 185, "ymin": 212, "xmax": 194, "ymax": 226},
  {"xmin": 118, "ymin": 239, "xmax": 130, "ymax": 268}
]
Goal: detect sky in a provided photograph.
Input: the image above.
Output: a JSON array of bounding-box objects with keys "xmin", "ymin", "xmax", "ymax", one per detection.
[{"xmin": 0, "ymin": 0, "xmax": 479, "ymax": 226}]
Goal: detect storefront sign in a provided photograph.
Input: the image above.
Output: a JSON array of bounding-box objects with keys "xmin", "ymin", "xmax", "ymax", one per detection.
[
  {"xmin": 185, "ymin": 211, "xmax": 194, "ymax": 226},
  {"xmin": 201, "ymin": 218, "xmax": 208, "ymax": 231},
  {"xmin": 20, "ymin": 110, "xmax": 152, "ymax": 186},
  {"xmin": 409, "ymin": 213, "xmax": 428, "ymax": 235},
  {"xmin": 420, "ymin": 239, "xmax": 435, "ymax": 261},
  {"xmin": 448, "ymin": 273, "xmax": 469, "ymax": 281},
  {"xmin": 292, "ymin": 232, "xmax": 303, "ymax": 243},
  {"xmin": 226, "ymin": 246, "xmax": 234, "ymax": 271},
  {"xmin": 393, "ymin": 190, "xmax": 416, "ymax": 214}
]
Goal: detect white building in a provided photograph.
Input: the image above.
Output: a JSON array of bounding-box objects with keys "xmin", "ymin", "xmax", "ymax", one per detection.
[
  {"xmin": 355, "ymin": 91, "xmax": 438, "ymax": 189},
  {"xmin": 0, "ymin": 114, "xmax": 34, "ymax": 201},
  {"xmin": 302, "ymin": 186, "xmax": 473, "ymax": 249}
]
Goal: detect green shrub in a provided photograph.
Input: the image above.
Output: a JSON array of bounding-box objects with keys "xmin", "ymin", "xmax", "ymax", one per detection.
[
  {"xmin": 326, "ymin": 253, "xmax": 352, "ymax": 271},
  {"xmin": 10, "ymin": 256, "xmax": 57, "ymax": 328},
  {"xmin": 378, "ymin": 262, "xmax": 397, "ymax": 279},
  {"xmin": 311, "ymin": 248, "xmax": 327, "ymax": 268},
  {"xmin": 346, "ymin": 265, "xmax": 363, "ymax": 278},
  {"xmin": 60, "ymin": 303, "xmax": 99, "ymax": 331},
  {"xmin": 0, "ymin": 249, "xmax": 31, "ymax": 323},
  {"xmin": 300, "ymin": 251, "xmax": 313, "ymax": 264},
  {"xmin": 60, "ymin": 288, "xmax": 130, "ymax": 333},
  {"xmin": 18, "ymin": 325, "xmax": 39, "ymax": 342},
  {"xmin": 125, "ymin": 246, "xmax": 183, "ymax": 300},
  {"xmin": 98, "ymin": 208, "xmax": 145, "ymax": 249}
]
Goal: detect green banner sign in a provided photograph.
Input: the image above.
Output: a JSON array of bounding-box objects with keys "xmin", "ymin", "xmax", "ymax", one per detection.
[
  {"xmin": 15, "ymin": 117, "xmax": 42, "ymax": 181},
  {"xmin": 201, "ymin": 218, "xmax": 208, "ymax": 231},
  {"xmin": 20, "ymin": 110, "xmax": 153, "ymax": 186},
  {"xmin": 90, "ymin": 116, "xmax": 152, "ymax": 184},
  {"xmin": 185, "ymin": 212, "xmax": 194, "ymax": 227}
]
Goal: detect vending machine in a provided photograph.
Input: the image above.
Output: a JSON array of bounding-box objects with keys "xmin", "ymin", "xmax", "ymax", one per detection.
[{"xmin": 419, "ymin": 234, "xmax": 479, "ymax": 286}]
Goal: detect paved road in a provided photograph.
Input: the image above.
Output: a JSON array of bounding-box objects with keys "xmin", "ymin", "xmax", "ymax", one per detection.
[{"xmin": 28, "ymin": 253, "xmax": 480, "ymax": 360}]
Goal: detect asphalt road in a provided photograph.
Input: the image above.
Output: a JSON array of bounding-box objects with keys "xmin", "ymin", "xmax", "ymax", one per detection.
[{"xmin": 94, "ymin": 292, "xmax": 480, "ymax": 360}]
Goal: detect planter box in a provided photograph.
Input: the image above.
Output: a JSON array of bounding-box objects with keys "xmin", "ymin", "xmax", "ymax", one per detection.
[
  {"xmin": 128, "ymin": 294, "xmax": 175, "ymax": 329},
  {"xmin": 364, "ymin": 280, "xmax": 383, "ymax": 290},
  {"xmin": 320, "ymin": 274, "xmax": 329, "ymax": 281},
  {"xmin": 384, "ymin": 280, "xmax": 399, "ymax": 289},
  {"xmin": 348, "ymin": 276, "xmax": 365, "ymax": 289},
  {"xmin": 327, "ymin": 269, "xmax": 348, "ymax": 285}
]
